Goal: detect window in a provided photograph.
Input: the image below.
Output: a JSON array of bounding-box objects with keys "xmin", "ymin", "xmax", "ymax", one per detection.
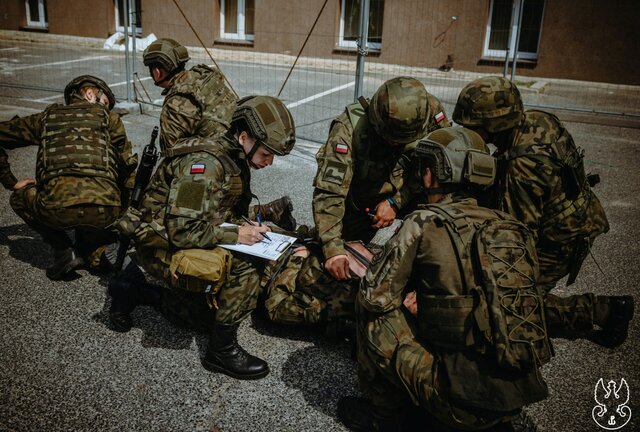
[
  {"xmin": 25, "ymin": 0, "xmax": 47, "ymax": 28},
  {"xmin": 220, "ymin": 0, "xmax": 255, "ymax": 41},
  {"xmin": 115, "ymin": 0, "xmax": 142, "ymax": 34},
  {"xmin": 339, "ymin": 0, "xmax": 384, "ymax": 50},
  {"xmin": 484, "ymin": 0, "xmax": 544, "ymax": 60}
]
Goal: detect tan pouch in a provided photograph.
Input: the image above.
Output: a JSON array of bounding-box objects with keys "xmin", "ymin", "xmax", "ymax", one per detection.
[
  {"xmin": 169, "ymin": 248, "xmax": 233, "ymax": 307},
  {"xmin": 344, "ymin": 241, "xmax": 373, "ymax": 279}
]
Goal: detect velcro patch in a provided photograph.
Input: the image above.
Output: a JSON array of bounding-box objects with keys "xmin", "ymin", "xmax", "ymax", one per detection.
[
  {"xmin": 435, "ymin": 111, "xmax": 446, "ymax": 123},
  {"xmin": 335, "ymin": 143, "xmax": 349, "ymax": 154},
  {"xmin": 190, "ymin": 164, "xmax": 205, "ymax": 174},
  {"xmin": 322, "ymin": 160, "xmax": 348, "ymax": 185}
]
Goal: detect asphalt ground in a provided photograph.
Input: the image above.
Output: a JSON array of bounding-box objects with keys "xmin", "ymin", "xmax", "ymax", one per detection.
[{"xmin": 1, "ymin": 39, "xmax": 639, "ymax": 432}]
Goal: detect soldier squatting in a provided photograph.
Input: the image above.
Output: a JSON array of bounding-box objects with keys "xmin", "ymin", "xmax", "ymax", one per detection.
[{"xmin": 0, "ymin": 39, "xmax": 634, "ymax": 431}]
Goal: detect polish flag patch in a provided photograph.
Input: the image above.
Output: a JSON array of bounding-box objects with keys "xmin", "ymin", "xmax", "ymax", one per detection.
[
  {"xmin": 335, "ymin": 143, "xmax": 349, "ymax": 154},
  {"xmin": 190, "ymin": 164, "xmax": 206, "ymax": 174},
  {"xmin": 435, "ymin": 111, "xmax": 446, "ymax": 123}
]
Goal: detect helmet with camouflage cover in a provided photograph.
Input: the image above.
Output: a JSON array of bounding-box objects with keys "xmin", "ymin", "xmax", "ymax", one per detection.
[
  {"xmin": 143, "ymin": 38, "xmax": 190, "ymax": 73},
  {"xmin": 64, "ymin": 75, "xmax": 116, "ymax": 110},
  {"xmin": 233, "ymin": 95, "xmax": 296, "ymax": 156},
  {"xmin": 452, "ymin": 76, "xmax": 524, "ymax": 134},
  {"xmin": 368, "ymin": 76, "xmax": 430, "ymax": 145},
  {"xmin": 414, "ymin": 126, "xmax": 496, "ymax": 191}
]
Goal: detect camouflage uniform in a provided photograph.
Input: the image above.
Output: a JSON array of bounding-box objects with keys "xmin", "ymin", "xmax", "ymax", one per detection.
[
  {"xmin": 130, "ymin": 135, "xmax": 260, "ymax": 327},
  {"xmin": 159, "ymin": 65, "xmax": 237, "ymax": 147},
  {"xmin": 453, "ymin": 76, "xmax": 611, "ymax": 334},
  {"xmin": 0, "ymin": 96, "xmax": 138, "ymax": 267},
  {"xmin": 356, "ymin": 196, "xmax": 601, "ymax": 430},
  {"xmin": 263, "ymin": 79, "xmax": 450, "ymax": 327}
]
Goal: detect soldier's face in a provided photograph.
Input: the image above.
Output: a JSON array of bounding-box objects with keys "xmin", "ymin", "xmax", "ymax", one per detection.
[{"xmin": 239, "ymin": 131, "xmax": 274, "ymax": 169}]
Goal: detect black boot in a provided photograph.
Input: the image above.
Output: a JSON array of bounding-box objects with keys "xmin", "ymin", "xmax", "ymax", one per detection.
[
  {"xmin": 108, "ymin": 263, "xmax": 161, "ymax": 333},
  {"xmin": 202, "ymin": 322, "xmax": 269, "ymax": 380},
  {"xmin": 338, "ymin": 396, "xmax": 375, "ymax": 432},
  {"xmin": 253, "ymin": 196, "xmax": 296, "ymax": 231},
  {"xmin": 46, "ymin": 247, "xmax": 85, "ymax": 280},
  {"xmin": 591, "ymin": 295, "xmax": 634, "ymax": 348}
]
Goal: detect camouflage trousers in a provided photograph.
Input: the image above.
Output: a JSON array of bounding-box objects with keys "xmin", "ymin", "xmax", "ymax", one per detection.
[
  {"xmin": 545, "ymin": 292, "xmax": 611, "ymax": 333},
  {"xmin": 10, "ymin": 184, "xmax": 119, "ymax": 268},
  {"xmin": 356, "ymin": 303, "xmax": 502, "ymax": 431},
  {"xmin": 262, "ymin": 250, "xmax": 357, "ymax": 326},
  {"xmin": 139, "ymin": 248, "xmax": 262, "ymax": 330}
]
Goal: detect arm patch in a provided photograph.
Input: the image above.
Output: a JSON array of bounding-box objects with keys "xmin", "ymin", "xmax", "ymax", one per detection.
[
  {"xmin": 174, "ymin": 180, "xmax": 205, "ymax": 211},
  {"xmin": 322, "ymin": 160, "xmax": 348, "ymax": 185}
]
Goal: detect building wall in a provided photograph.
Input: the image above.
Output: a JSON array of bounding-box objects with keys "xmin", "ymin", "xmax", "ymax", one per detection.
[{"xmin": 1, "ymin": 0, "xmax": 638, "ymax": 85}]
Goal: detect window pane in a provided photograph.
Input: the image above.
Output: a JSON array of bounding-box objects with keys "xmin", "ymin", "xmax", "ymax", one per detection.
[
  {"xmin": 245, "ymin": 0, "xmax": 254, "ymax": 36},
  {"xmin": 368, "ymin": 0, "xmax": 384, "ymax": 44},
  {"xmin": 488, "ymin": 0, "xmax": 513, "ymax": 51},
  {"xmin": 43, "ymin": 0, "xmax": 48, "ymax": 22},
  {"xmin": 224, "ymin": 0, "xmax": 238, "ymax": 34},
  {"xmin": 344, "ymin": 0, "xmax": 384, "ymax": 44},
  {"xmin": 116, "ymin": 0, "xmax": 125, "ymax": 26},
  {"xmin": 28, "ymin": 0, "xmax": 40, "ymax": 21},
  {"xmin": 517, "ymin": 0, "xmax": 543, "ymax": 53},
  {"xmin": 133, "ymin": 0, "xmax": 142, "ymax": 28}
]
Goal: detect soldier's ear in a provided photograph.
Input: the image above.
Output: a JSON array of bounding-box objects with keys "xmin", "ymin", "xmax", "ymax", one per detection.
[{"xmin": 422, "ymin": 166, "xmax": 435, "ymax": 189}]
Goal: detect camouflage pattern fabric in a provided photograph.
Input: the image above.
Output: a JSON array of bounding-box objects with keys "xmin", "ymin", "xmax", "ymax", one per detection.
[
  {"xmin": 313, "ymin": 94, "xmax": 450, "ymax": 260},
  {"xmin": 131, "ymin": 135, "xmax": 262, "ymax": 325},
  {"xmin": 263, "ymin": 251, "xmax": 357, "ymax": 325},
  {"xmin": 10, "ymin": 184, "xmax": 119, "ymax": 267},
  {"xmin": 160, "ymin": 65, "xmax": 237, "ymax": 150},
  {"xmin": 356, "ymin": 195, "xmax": 609, "ymax": 430},
  {"xmin": 0, "ymin": 98, "xmax": 137, "ymax": 264},
  {"xmin": 497, "ymin": 110, "xmax": 609, "ymax": 291}
]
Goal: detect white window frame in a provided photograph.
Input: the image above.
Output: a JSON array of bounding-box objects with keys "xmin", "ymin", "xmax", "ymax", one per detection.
[
  {"xmin": 115, "ymin": 0, "xmax": 142, "ymax": 35},
  {"xmin": 483, "ymin": 0, "xmax": 545, "ymax": 61},
  {"xmin": 338, "ymin": 0, "xmax": 382, "ymax": 50},
  {"xmin": 220, "ymin": 0, "xmax": 254, "ymax": 41},
  {"xmin": 25, "ymin": 0, "xmax": 47, "ymax": 28}
]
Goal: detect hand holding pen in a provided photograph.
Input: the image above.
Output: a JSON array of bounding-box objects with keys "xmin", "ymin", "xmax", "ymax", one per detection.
[{"xmin": 240, "ymin": 215, "xmax": 273, "ymax": 243}]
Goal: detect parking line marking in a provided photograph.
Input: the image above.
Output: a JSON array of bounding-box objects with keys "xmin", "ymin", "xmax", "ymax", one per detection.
[
  {"xmin": 26, "ymin": 76, "xmax": 155, "ymax": 103},
  {"xmin": 0, "ymin": 47, "xmax": 20, "ymax": 52},
  {"xmin": 2, "ymin": 55, "xmax": 111, "ymax": 72},
  {"xmin": 286, "ymin": 81, "xmax": 355, "ymax": 109}
]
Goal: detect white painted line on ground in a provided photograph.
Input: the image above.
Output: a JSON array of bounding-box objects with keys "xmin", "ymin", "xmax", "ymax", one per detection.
[
  {"xmin": 2, "ymin": 55, "xmax": 111, "ymax": 72},
  {"xmin": 24, "ymin": 76, "xmax": 155, "ymax": 103},
  {"xmin": 286, "ymin": 81, "xmax": 355, "ymax": 109},
  {"xmin": 0, "ymin": 47, "xmax": 21, "ymax": 52}
]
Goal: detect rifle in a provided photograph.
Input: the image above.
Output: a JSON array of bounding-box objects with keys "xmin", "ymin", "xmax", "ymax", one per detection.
[{"xmin": 114, "ymin": 126, "xmax": 159, "ymax": 270}]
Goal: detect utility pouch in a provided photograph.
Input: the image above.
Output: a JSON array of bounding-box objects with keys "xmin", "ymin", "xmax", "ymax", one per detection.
[{"xmin": 169, "ymin": 248, "xmax": 233, "ymax": 308}]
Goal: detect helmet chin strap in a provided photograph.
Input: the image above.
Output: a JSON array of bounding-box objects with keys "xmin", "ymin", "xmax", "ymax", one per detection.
[{"xmin": 244, "ymin": 141, "xmax": 261, "ymax": 169}]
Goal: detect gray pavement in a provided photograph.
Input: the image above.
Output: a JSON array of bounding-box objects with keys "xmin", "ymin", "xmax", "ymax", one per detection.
[{"xmin": 1, "ymin": 37, "xmax": 640, "ymax": 432}]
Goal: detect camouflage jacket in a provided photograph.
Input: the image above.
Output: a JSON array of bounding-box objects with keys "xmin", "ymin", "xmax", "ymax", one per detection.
[
  {"xmin": 160, "ymin": 64, "xmax": 237, "ymax": 150},
  {"xmin": 313, "ymin": 96, "xmax": 450, "ymax": 259},
  {"xmin": 135, "ymin": 135, "xmax": 252, "ymax": 253},
  {"xmin": 495, "ymin": 110, "xmax": 609, "ymax": 280},
  {"xmin": 0, "ymin": 100, "xmax": 138, "ymax": 207}
]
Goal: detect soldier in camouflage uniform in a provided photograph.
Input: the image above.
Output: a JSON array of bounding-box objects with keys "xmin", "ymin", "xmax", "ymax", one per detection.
[
  {"xmin": 0, "ymin": 75, "xmax": 138, "ymax": 280},
  {"xmin": 453, "ymin": 76, "xmax": 633, "ymax": 347},
  {"xmin": 109, "ymin": 96, "xmax": 295, "ymax": 380},
  {"xmin": 338, "ymin": 127, "xmax": 634, "ymax": 432},
  {"xmin": 262, "ymin": 77, "xmax": 450, "ymax": 330},
  {"xmin": 143, "ymin": 37, "xmax": 296, "ymax": 230}
]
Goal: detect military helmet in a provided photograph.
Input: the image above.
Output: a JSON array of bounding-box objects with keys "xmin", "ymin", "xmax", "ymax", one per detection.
[
  {"xmin": 143, "ymin": 38, "xmax": 190, "ymax": 72},
  {"xmin": 415, "ymin": 126, "xmax": 496, "ymax": 189},
  {"xmin": 368, "ymin": 76, "xmax": 430, "ymax": 145},
  {"xmin": 233, "ymin": 95, "xmax": 296, "ymax": 156},
  {"xmin": 64, "ymin": 75, "xmax": 115, "ymax": 109},
  {"xmin": 452, "ymin": 76, "xmax": 524, "ymax": 134}
]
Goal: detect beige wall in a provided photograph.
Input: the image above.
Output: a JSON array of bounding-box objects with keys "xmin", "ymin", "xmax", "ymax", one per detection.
[{"xmin": 1, "ymin": 0, "xmax": 638, "ymax": 85}]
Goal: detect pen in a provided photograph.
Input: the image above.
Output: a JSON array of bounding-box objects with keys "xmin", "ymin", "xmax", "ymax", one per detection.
[{"xmin": 241, "ymin": 215, "xmax": 273, "ymax": 242}]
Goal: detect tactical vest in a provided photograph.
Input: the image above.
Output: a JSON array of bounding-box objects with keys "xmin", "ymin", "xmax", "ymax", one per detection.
[
  {"xmin": 418, "ymin": 202, "xmax": 550, "ymax": 413},
  {"xmin": 166, "ymin": 65, "xmax": 237, "ymax": 138},
  {"xmin": 501, "ymin": 110, "xmax": 609, "ymax": 283},
  {"xmin": 37, "ymin": 102, "xmax": 117, "ymax": 184}
]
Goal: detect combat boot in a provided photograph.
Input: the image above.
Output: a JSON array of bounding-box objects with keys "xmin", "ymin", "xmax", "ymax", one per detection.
[
  {"xmin": 46, "ymin": 247, "xmax": 85, "ymax": 280},
  {"xmin": 253, "ymin": 196, "xmax": 296, "ymax": 231},
  {"xmin": 202, "ymin": 322, "xmax": 269, "ymax": 380},
  {"xmin": 592, "ymin": 295, "xmax": 634, "ymax": 348},
  {"xmin": 108, "ymin": 263, "xmax": 161, "ymax": 332},
  {"xmin": 338, "ymin": 396, "xmax": 399, "ymax": 432}
]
